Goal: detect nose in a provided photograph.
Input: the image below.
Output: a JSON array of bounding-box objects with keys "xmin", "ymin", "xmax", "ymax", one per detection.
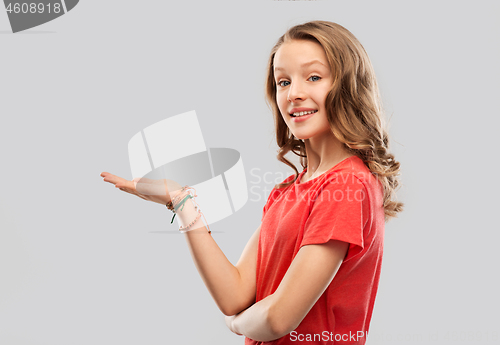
[{"xmin": 287, "ymin": 80, "xmax": 306, "ymax": 103}]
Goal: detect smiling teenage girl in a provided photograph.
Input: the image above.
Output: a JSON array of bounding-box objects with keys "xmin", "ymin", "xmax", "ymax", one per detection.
[
  {"xmin": 233, "ymin": 20, "xmax": 404, "ymax": 344},
  {"xmin": 101, "ymin": 20, "xmax": 402, "ymax": 345}
]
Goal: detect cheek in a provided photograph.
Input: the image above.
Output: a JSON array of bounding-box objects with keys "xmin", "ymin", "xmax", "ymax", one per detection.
[
  {"xmin": 276, "ymin": 92, "xmax": 287, "ymax": 114},
  {"xmin": 318, "ymin": 87, "xmax": 330, "ymax": 108}
]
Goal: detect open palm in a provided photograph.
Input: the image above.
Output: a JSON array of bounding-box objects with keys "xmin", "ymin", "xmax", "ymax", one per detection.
[{"xmin": 100, "ymin": 172, "xmax": 181, "ymax": 205}]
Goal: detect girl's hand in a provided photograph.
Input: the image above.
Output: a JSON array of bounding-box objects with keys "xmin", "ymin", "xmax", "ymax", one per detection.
[
  {"xmin": 225, "ymin": 314, "xmax": 243, "ymax": 336},
  {"xmin": 100, "ymin": 172, "xmax": 181, "ymax": 205}
]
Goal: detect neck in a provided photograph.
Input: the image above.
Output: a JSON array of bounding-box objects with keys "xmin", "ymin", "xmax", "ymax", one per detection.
[{"xmin": 302, "ymin": 131, "xmax": 352, "ymax": 179}]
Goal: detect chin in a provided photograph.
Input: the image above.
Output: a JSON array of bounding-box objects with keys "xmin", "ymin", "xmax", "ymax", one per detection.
[
  {"xmin": 294, "ymin": 136, "xmax": 307, "ymax": 142},
  {"xmin": 292, "ymin": 133, "xmax": 310, "ymax": 141}
]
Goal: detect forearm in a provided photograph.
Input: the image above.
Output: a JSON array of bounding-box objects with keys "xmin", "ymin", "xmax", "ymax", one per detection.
[
  {"xmin": 228, "ymin": 294, "xmax": 282, "ymax": 342},
  {"xmin": 175, "ymin": 199, "xmax": 246, "ymax": 316}
]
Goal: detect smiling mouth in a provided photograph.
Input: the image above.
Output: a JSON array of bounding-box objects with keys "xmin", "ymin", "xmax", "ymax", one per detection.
[{"xmin": 290, "ymin": 110, "xmax": 318, "ymax": 117}]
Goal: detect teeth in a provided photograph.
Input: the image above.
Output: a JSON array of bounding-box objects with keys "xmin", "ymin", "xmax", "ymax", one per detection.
[{"xmin": 292, "ymin": 110, "xmax": 316, "ymax": 117}]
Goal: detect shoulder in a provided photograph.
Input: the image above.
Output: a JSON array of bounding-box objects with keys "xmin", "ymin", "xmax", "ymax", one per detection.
[
  {"xmin": 271, "ymin": 171, "xmax": 299, "ymax": 194},
  {"xmin": 325, "ymin": 156, "xmax": 381, "ymax": 192},
  {"xmin": 310, "ymin": 156, "xmax": 384, "ymax": 212},
  {"xmin": 278, "ymin": 171, "xmax": 300, "ymax": 186}
]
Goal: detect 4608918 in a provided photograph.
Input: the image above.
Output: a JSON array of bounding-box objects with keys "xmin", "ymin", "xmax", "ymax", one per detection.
[{"xmin": 6, "ymin": 2, "xmax": 62, "ymax": 14}]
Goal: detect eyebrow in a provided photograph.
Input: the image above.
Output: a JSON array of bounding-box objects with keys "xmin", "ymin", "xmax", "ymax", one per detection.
[{"xmin": 274, "ymin": 60, "xmax": 328, "ymax": 72}]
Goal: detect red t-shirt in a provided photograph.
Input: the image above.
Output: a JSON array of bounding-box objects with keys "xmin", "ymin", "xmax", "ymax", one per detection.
[{"xmin": 245, "ymin": 156, "xmax": 385, "ymax": 345}]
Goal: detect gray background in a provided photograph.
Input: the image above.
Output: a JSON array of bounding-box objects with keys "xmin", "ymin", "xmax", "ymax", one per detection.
[{"xmin": 1, "ymin": 1, "xmax": 499, "ymax": 344}]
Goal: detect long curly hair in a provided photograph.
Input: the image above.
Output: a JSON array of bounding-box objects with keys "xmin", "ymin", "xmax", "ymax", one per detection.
[{"xmin": 265, "ymin": 20, "xmax": 403, "ymax": 221}]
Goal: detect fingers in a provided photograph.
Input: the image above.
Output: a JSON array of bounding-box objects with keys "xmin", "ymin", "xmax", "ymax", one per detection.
[
  {"xmin": 123, "ymin": 179, "xmax": 136, "ymax": 191},
  {"xmin": 101, "ymin": 173, "xmax": 168, "ymax": 199},
  {"xmin": 101, "ymin": 172, "xmax": 143, "ymax": 196},
  {"xmin": 101, "ymin": 172, "xmax": 116, "ymax": 184},
  {"xmin": 101, "ymin": 172, "xmax": 119, "ymax": 183},
  {"xmin": 101, "ymin": 172, "xmax": 127, "ymax": 187}
]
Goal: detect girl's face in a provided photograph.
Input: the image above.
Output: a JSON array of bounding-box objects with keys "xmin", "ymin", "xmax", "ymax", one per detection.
[{"xmin": 273, "ymin": 39, "xmax": 333, "ymax": 141}]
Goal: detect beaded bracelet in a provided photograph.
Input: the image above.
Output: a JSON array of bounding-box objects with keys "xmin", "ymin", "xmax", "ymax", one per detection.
[
  {"xmin": 174, "ymin": 194, "xmax": 193, "ymax": 212},
  {"xmin": 179, "ymin": 209, "xmax": 202, "ymax": 232},
  {"xmin": 169, "ymin": 186, "xmax": 190, "ymax": 206},
  {"xmin": 165, "ymin": 186, "xmax": 211, "ymax": 234},
  {"xmin": 166, "ymin": 186, "xmax": 190, "ymax": 222},
  {"xmin": 181, "ymin": 196, "xmax": 212, "ymax": 234},
  {"xmin": 172, "ymin": 190, "xmax": 190, "ymax": 206}
]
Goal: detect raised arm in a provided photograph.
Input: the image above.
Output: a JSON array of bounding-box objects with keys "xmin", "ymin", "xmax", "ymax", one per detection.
[
  {"xmin": 179, "ymin": 199, "xmax": 260, "ymax": 316},
  {"xmin": 100, "ymin": 172, "xmax": 260, "ymax": 316}
]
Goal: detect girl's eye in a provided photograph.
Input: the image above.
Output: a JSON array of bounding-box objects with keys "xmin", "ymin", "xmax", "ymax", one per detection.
[
  {"xmin": 277, "ymin": 80, "xmax": 290, "ymax": 87},
  {"xmin": 309, "ymin": 75, "xmax": 321, "ymax": 82}
]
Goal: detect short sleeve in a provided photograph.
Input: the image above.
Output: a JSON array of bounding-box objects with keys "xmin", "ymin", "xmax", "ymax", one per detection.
[{"xmin": 300, "ymin": 173, "xmax": 370, "ymax": 262}]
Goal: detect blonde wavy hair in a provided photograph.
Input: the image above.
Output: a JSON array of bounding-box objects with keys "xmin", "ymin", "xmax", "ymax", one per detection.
[{"xmin": 265, "ymin": 20, "xmax": 403, "ymax": 221}]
